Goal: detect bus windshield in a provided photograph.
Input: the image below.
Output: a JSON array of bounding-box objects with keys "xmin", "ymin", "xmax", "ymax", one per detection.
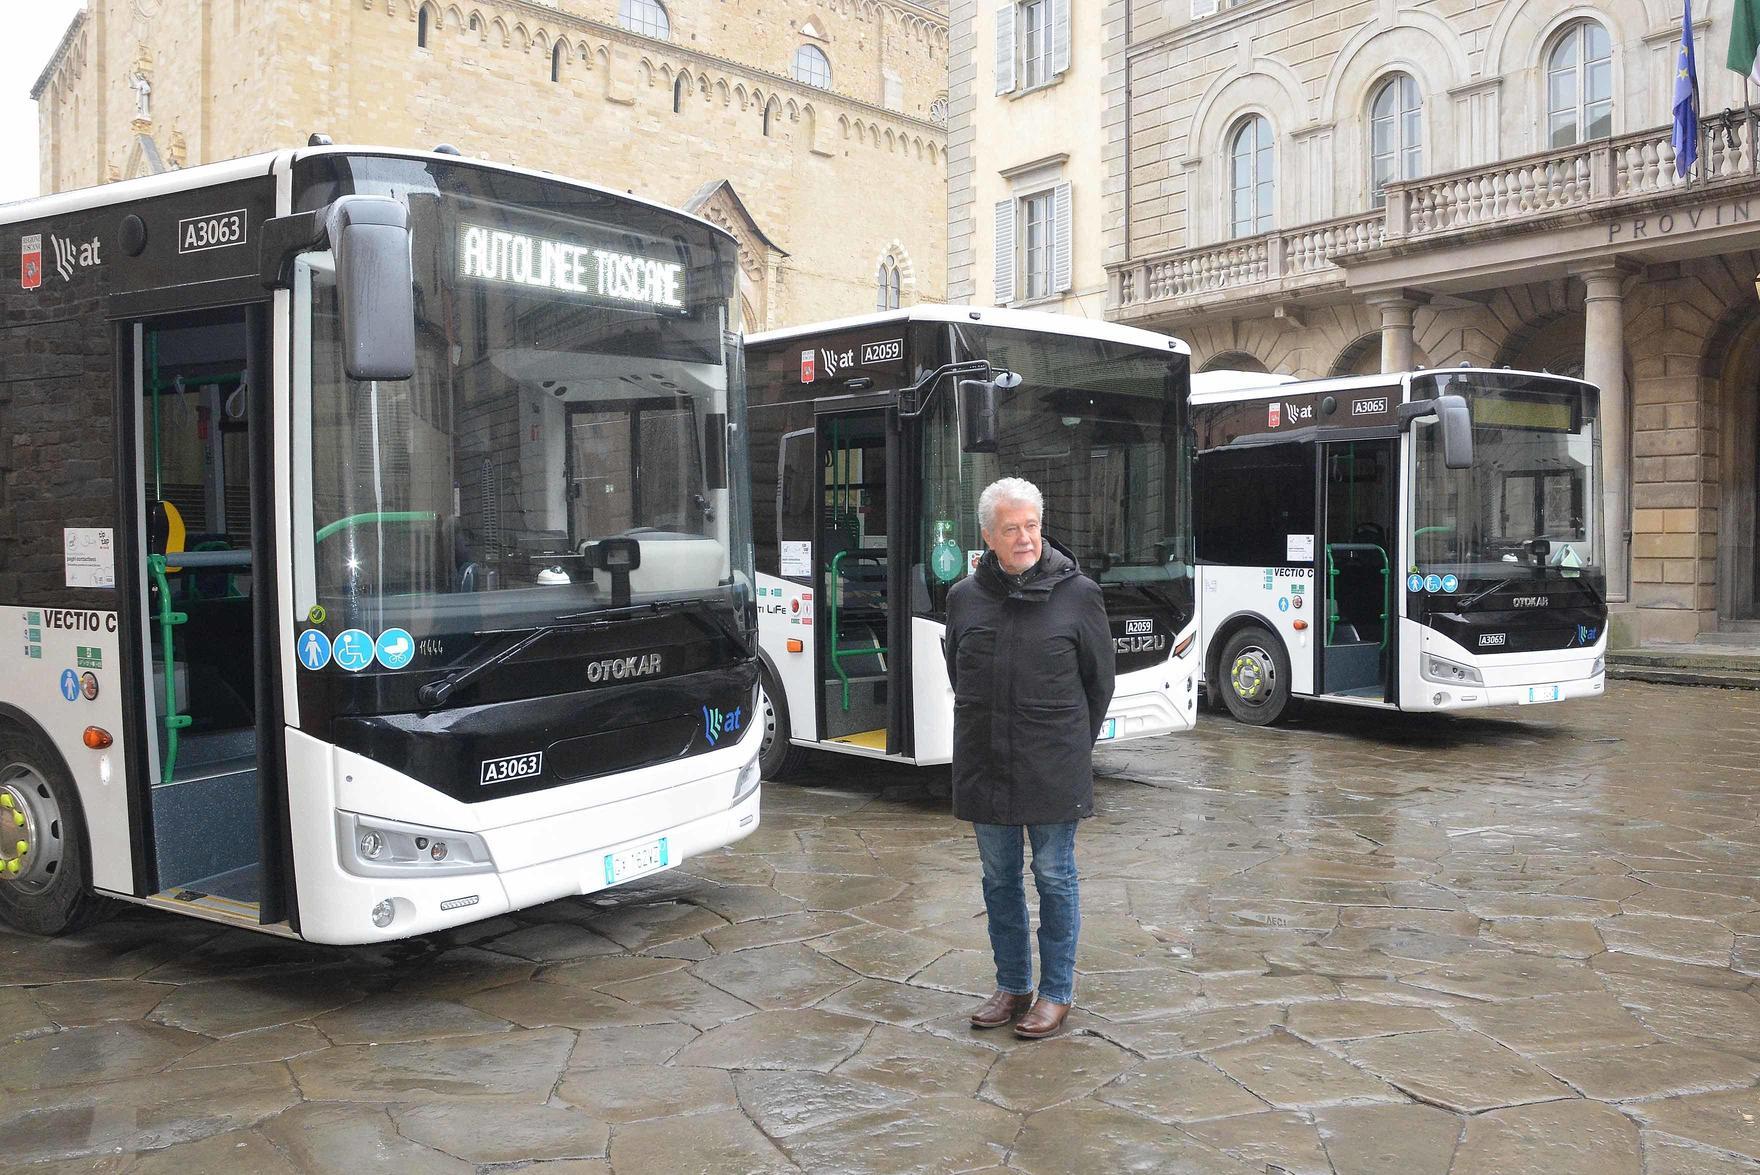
[
  {"xmin": 1408, "ymin": 372, "xmax": 1603, "ymax": 590},
  {"xmin": 922, "ymin": 324, "xmax": 1191, "ymax": 613},
  {"xmin": 296, "ymin": 161, "xmax": 752, "ymax": 641}
]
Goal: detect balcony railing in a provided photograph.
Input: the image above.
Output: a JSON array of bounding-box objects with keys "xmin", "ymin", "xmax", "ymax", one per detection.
[{"xmin": 1113, "ymin": 112, "xmax": 1760, "ymax": 317}]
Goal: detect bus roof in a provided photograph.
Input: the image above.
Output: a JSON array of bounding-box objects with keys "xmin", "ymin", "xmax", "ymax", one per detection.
[
  {"xmin": 1, "ymin": 145, "xmax": 734, "ymax": 245},
  {"xmin": 1189, "ymin": 366, "xmax": 1594, "ymax": 405},
  {"xmin": 746, "ymin": 304, "xmax": 1191, "ymax": 356}
]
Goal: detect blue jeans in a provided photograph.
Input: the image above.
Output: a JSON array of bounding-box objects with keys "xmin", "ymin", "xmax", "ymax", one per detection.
[{"xmin": 973, "ymin": 821, "xmax": 1080, "ymax": 1005}]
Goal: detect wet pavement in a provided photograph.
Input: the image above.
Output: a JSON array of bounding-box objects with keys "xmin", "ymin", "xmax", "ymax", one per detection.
[{"xmin": 5, "ymin": 680, "xmax": 1760, "ymax": 1172}]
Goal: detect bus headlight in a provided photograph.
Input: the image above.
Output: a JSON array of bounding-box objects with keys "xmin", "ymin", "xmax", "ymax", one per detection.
[
  {"xmin": 733, "ymin": 755, "xmax": 762, "ymax": 806},
  {"xmin": 337, "ymin": 811, "xmax": 495, "ymax": 878},
  {"xmin": 1421, "ymin": 655, "xmax": 1483, "ymax": 686},
  {"xmin": 1592, "ymin": 655, "xmax": 1605, "ymax": 676}
]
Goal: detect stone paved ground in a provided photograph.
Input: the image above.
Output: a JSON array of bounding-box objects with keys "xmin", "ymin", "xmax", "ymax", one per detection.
[{"xmin": 5, "ymin": 681, "xmax": 1760, "ymax": 1172}]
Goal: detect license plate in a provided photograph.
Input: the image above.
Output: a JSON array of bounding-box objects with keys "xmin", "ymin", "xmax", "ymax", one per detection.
[
  {"xmin": 604, "ymin": 837, "xmax": 670, "ymax": 886},
  {"xmin": 1099, "ymin": 718, "xmax": 1118, "ymax": 740},
  {"xmin": 1521, "ymin": 685, "xmax": 1562, "ymax": 705}
]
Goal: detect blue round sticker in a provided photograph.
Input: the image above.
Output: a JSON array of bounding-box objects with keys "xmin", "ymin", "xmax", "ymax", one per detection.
[
  {"xmin": 1278, "ymin": 596, "xmax": 1290, "ymax": 612},
  {"xmin": 297, "ymin": 629, "xmax": 332, "ymax": 671},
  {"xmin": 1441, "ymin": 574, "xmax": 1459, "ymax": 593},
  {"xmin": 59, "ymin": 669, "xmax": 79, "ymax": 702},
  {"xmin": 1406, "ymin": 573, "xmax": 1424, "ymax": 593},
  {"xmin": 375, "ymin": 628, "xmax": 415, "ymax": 670},
  {"xmin": 333, "ymin": 629, "xmax": 375, "ymax": 673},
  {"xmin": 1424, "ymin": 574, "xmax": 1443, "ymax": 593}
]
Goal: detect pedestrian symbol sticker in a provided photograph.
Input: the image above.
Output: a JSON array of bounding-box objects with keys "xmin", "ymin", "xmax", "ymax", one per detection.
[
  {"xmin": 297, "ymin": 630, "xmax": 332, "ymax": 671},
  {"xmin": 59, "ymin": 670, "xmax": 79, "ymax": 702},
  {"xmin": 1277, "ymin": 597, "xmax": 1290, "ymax": 612},
  {"xmin": 1424, "ymin": 574, "xmax": 1443, "ymax": 593},
  {"xmin": 333, "ymin": 629, "xmax": 374, "ymax": 673},
  {"xmin": 375, "ymin": 628, "xmax": 414, "ymax": 670},
  {"xmin": 1441, "ymin": 574, "xmax": 1459, "ymax": 593},
  {"xmin": 1406, "ymin": 573, "xmax": 1424, "ymax": 593}
]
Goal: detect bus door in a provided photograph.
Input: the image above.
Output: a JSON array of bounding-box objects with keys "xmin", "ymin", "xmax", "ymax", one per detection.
[
  {"xmin": 1318, "ymin": 439, "xmax": 1398, "ymax": 701},
  {"xmin": 124, "ymin": 307, "xmax": 282, "ymax": 927},
  {"xmin": 814, "ymin": 406, "xmax": 906, "ymax": 754}
]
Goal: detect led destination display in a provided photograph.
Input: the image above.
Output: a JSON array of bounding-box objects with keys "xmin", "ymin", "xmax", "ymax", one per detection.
[{"xmin": 457, "ymin": 223, "xmax": 685, "ymax": 309}]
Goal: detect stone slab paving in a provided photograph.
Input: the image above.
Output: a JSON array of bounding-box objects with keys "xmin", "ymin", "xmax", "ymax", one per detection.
[{"xmin": 7, "ymin": 682, "xmax": 1760, "ymax": 1170}]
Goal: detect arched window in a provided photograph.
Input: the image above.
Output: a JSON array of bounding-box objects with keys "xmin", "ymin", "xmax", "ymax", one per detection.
[
  {"xmin": 1546, "ymin": 20, "xmax": 1613, "ymax": 148},
  {"xmin": 762, "ymin": 100, "xmax": 775, "ymax": 137},
  {"xmin": 876, "ymin": 259, "xmax": 902, "ymax": 310},
  {"xmin": 551, "ymin": 42, "xmax": 564, "ymax": 83},
  {"xmin": 417, "ymin": 3, "xmax": 432, "ymax": 48},
  {"xmin": 619, "ymin": 0, "xmax": 670, "ymax": 39},
  {"xmin": 793, "ymin": 45, "xmax": 832, "ymax": 89},
  {"xmin": 1228, "ymin": 115, "xmax": 1275, "ymax": 238},
  {"xmin": 1369, "ymin": 74, "xmax": 1422, "ymax": 209},
  {"xmin": 673, "ymin": 74, "xmax": 686, "ymax": 113}
]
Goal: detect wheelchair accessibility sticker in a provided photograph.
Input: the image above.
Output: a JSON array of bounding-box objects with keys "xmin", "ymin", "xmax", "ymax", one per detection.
[{"xmin": 333, "ymin": 629, "xmax": 374, "ymax": 673}]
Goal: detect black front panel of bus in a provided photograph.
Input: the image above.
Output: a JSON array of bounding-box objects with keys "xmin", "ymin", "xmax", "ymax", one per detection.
[
  {"xmin": 299, "ymin": 613, "xmax": 756, "ymax": 801},
  {"xmin": 1103, "ymin": 583, "xmax": 1191, "ymax": 675},
  {"xmin": 1408, "ymin": 577, "xmax": 1607, "ymax": 654}
]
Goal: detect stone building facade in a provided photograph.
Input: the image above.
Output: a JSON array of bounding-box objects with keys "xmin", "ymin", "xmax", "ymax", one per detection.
[
  {"xmin": 1101, "ymin": 0, "xmax": 1760, "ymax": 645},
  {"xmin": 32, "ymin": 0, "xmax": 949, "ymax": 329},
  {"xmin": 946, "ymin": 0, "xmax": 1108, "ymax": 317}
]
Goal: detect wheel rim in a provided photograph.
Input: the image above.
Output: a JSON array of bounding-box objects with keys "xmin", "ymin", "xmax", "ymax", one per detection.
[
  {"xmin": 1229, "ymin": 646, "xmax": 1278, "ymax": 708},
  {"xmin": 759, "ymin": 686, "xmax": 780, "ymax": 762},
  {"xmin": 0, "ymin": 763, "xmax": 65, "ymax": 895}
]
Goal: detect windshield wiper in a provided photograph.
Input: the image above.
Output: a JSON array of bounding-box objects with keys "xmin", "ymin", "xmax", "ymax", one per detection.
[{"xmin": 417, "ymin": 626, "xmax": 560, "ymax": 709}]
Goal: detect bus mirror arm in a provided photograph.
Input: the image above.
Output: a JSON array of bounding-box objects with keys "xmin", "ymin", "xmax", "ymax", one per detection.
[
  {"xmin": 258, "ymin": 197, "xmax": 417, "ymax": 382},
  {"xmin": 1398, "ymin": 394, "xmax": 1474, "ymax": 470},
  {"xmin": 898, "ymin": 361, "xmax": 1020, "ymax": 454}
]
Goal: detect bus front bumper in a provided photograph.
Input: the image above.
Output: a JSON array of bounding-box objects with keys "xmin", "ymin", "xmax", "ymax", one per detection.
[
  {"xmin": 1099, "ymin": 658, "xmax": 1200, "ymax": 742},
  {"xmin": 1411, "ymin": 671, "xmax": 1605, "ymax": 712}
]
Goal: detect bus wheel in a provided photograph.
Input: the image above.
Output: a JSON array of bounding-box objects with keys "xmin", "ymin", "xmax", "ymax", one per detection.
[
  {"xmin": 758, "ymin": 666, "xmax": 807, "ymax": 782},
  {"xmin": 1219, "ymin": 627, "xmax": 1294, "ymax": 726},
  {"xmin": 0, "ymin": 728, "xmax": 109, "ymax": 936}
]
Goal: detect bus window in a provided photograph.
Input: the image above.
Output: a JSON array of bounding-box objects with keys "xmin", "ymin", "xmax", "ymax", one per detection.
[{"xmin": 1195, "ymin": 443, "xmax": 1316, "ymax": 566}]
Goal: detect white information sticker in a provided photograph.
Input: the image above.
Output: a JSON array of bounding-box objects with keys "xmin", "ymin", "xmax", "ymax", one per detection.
[
  {"xmin": 64, "ymin": 528, "xmax": 115, "ymax": 589},
  {"xmin": 780, "ymin": 540, "xmax": 812, "ymax": 578},
  {"xmin": 1286, "ymin": 534, "xmax": 1315, "ymax": 562}
]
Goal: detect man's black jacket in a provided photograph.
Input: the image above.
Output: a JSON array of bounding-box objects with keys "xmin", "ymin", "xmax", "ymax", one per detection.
[{"xmin": 944, "ymin": 540, "xmax": 1116, "ymax": 825}]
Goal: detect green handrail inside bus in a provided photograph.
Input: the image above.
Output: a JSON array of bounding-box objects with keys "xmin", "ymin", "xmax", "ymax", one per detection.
[
  {"xmin": 315, "ymin": 511, "xmax": 439, "ymax": 542},
  {"xmin": 147, "ymin": 555, "xmax": 192, "ymax": 785},
  {"xmin": 1325, "ymin": 543, "xmax": 1391, "ymax": 650},
  {"xmin": 827, "ymin": 550, "xmax": 888, "ymax": 712},
  {"xmin": 1413, "ymin": 525, "xmax": 1454, "ymax": 537}
]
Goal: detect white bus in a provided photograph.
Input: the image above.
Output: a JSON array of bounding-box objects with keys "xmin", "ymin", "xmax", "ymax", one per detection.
[
  {"xmin": 1191, "ymin": 368, "xmax": 1607, "ymax": 724},
  {"xmin": 0, "ymin": 145, "xmax": 761, "ymax": 943},
  {"xmin": 742, "ymin": 307, "xmax": 1200, "ymax": 777}
]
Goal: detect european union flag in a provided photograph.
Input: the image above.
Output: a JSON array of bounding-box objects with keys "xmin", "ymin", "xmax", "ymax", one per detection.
[{"xmin": 1675, "ymin": 0, "xmax": 1701, "ymax": 176}]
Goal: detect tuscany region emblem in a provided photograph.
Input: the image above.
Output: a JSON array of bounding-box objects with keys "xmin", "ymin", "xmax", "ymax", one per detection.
[
  {"xmin": 1268, "ymin": 402, "xmax": 1281, "ymax": 428},
  {"xmin": 20, "ymin": 235, "xmax": 42, "ymax": 290}
]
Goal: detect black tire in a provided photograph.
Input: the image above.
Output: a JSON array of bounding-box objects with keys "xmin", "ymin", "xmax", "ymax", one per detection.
[
  {"xmin": 1217, "ymin": 626, "xmax": 1295, "ymax": 726},
  {"xmin": 0, "ymin": 725, "xmax": 110, "ymax": 936},
  {"xmin": 758, "ymin": 664, "xmax": 809, "ymax": 781}
]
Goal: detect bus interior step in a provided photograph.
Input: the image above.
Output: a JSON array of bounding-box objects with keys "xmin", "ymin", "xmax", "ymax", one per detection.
[
  {"xmin": 178, "ymin": 862, "xmax": 262, "ymax": 905},
  {"xmin": 828, "ymin": 728, "xmax": 888, "ymax": 751}
]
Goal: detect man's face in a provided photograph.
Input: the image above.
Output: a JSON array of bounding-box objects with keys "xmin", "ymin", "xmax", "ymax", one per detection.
[{"xmin": 983, "ymin": 500, "xmax": 1043, "ymax": 575}]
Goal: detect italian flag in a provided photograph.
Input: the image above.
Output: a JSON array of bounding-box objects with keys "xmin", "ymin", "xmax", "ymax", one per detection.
[{"xmin": 1732, "ymin": 0, "xmax": 1760, "ymax": 84}]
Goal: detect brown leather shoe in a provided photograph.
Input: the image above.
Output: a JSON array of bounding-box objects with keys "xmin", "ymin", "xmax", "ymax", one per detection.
[
  {"xmin": 969, "ymin": 989, "xmax": 1035, "ymax": 1029},
  {"xmin": 1013, "ymin": 998, "xmax": 1071, "ymax": 1039}
]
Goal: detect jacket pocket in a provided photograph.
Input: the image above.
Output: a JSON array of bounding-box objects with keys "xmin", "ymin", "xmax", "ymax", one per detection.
[{"xmin": 953, "ymin": 627, "xmax": 997, "ymax": 703}]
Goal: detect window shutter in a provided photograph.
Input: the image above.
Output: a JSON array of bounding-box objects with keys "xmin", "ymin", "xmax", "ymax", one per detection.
[
  {"xmin": 995, "ymin": 2, "xmax": 1016, "ymax": 95},
  {"xmin": 1053, "ymin": 182, "xmax": 1072, "ymax": 293},
  {"xmin": 994, "ymin": 199, "xmax": 1016, "ymax": 304},
  {"xmin": 1051, "ymin": 0, "xmax": 1070, "ymax": 77},
  {"xmin": 1191, "ymin": 0, "xmax": 1219, "ymax": 17}
]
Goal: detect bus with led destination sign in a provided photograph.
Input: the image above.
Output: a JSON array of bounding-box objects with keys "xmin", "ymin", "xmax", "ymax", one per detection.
[
  {"xmin": 1190, "ymin": 367, "xmax": 1605, "ymax": 724},
  {"xmin": 0, "ymin": 145, "xmax": 759, "ymax": 945}
]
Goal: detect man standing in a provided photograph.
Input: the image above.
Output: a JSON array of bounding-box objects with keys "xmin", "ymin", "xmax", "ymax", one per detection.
[{"xmin": 945, "ymin": 477, "xmax": 1115, "ymax": 1040}]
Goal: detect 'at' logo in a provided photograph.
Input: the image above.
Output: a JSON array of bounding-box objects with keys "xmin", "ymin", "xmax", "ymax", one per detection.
[
  {"xmin": 1268, "ymin": 402, "xmax": 1281, "ymax": 428},
  {"xmin": 703, "ymin": 704, "xmax": 744, "ymax": 746},
  {"xmin": 800, "ymin": 349, "xmax": 815, "ymax": 383},
  {"xmin": 20, "ymin": 235, "xmax": 41, "ymax": 290}
]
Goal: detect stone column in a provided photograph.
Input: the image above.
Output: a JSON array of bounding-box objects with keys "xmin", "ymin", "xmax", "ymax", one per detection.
[
  {"xmin": 1579, "ymin": 264, "xmax": 1634, "ymax": 602},
  {"xmin": 1367, "ymin": 291, "xmax": 1427, "ymax": 372}
]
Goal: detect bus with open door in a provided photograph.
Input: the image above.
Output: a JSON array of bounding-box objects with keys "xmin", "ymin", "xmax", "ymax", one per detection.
[
  {"xmin": 744, "ymin": 306, "xmax": 1199, "ymax": 778},
  {"xmin": 1190, "ymin": 368, "xmax": 1606, "ymax": 724},
  {"xmin": 0, "ymin": 145, "xmax": 760, "ymax": 943}
]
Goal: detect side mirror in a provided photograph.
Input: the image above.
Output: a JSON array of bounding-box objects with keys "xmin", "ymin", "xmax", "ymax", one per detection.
[
  {"xmin": 1435, "ymin": 393, "xmax": 1474, "ymax": 469},
  {"xmin": 957, "ymin": 370, "xmax": 1018, "ymax": 454},
  {"xmin": 326, "ymin": 196, "xmax": 416, "ymax": 382}
]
